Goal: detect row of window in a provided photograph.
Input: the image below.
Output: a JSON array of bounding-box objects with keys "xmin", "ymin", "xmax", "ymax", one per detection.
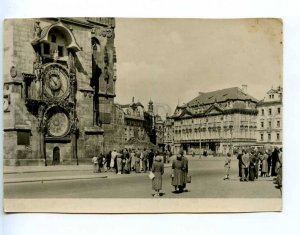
[
  {"xmin": 260, "ymin": 120, "xmax": 280, "ymax": 128},
  {"xmin": 260, "ymin": 133, "xmax": 280, "ymax": 141},
  {"xmin": 261, "ymin": 107, "xmax": 281, "ymax": 115}
]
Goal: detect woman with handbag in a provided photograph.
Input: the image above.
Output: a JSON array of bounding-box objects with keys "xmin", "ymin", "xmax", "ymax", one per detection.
[
  {"xmin": 171, "ymin": 152, "xmax": 184, "ymax": 192},
  {"xmin": 151, "ymin": 155, "xmax": 164, "ymax": 197}
]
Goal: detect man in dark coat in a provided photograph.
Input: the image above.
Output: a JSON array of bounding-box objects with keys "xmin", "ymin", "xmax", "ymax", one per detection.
[
  {"xmin": 148, "ymin": 149, "xmax": 155, "ymax": 171},
  {"xmin": 181, "ymin": 150, "xmax": 189, "ymax": 192},
  {"xmin": 271, "ymin": 147, "xmax": 279, "ymax": 177},
  {"xmin": 236, "ymin": 149, "xmax": 243, "ymax": 178}
]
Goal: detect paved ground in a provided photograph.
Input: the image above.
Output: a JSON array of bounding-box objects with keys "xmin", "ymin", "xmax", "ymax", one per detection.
[{"xmin": 3, "ymin": 156, "xmax": 281, "ymax": 198}]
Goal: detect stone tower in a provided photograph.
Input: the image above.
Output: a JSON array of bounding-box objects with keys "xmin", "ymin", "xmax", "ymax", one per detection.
[{"xmin": 3, "ymin": 18, "xmax": 117, "ymax": 166}]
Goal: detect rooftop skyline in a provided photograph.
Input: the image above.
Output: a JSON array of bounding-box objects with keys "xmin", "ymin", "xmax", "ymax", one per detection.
[{"xmin": 114, "ymin": 18, "xmax": 282, "ymax": 117}]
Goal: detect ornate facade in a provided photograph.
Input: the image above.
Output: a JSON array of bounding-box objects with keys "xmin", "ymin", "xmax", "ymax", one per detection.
[
  {"xmin": 3, "ymin": 18, "xmax": 117, "ymax": 166},
  {"xmin": 171, "ymin": 87, "xmax": 258, "ymax": 155}
]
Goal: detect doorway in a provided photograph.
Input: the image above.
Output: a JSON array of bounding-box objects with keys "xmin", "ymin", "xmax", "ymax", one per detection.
[{"xmin": 53, "ymin": 146, "xmax": 60, "ymax": 165}]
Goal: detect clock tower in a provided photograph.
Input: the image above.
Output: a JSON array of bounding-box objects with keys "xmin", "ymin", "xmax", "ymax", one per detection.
[{"xmin": 3, "ymin": 18, "xmax": 116, "ymax": 166}]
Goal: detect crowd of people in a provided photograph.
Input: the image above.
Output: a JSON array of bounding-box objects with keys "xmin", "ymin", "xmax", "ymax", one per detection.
[
  {"xmin": 225, "ymin": 146, "xmax": 283, "ymax": 189},
  {"xmin": 91, "ymin": 148, "xmax": 190, "ymax": 197}
]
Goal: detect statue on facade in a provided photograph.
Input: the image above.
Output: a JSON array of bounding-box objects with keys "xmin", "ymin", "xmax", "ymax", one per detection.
[{"xmin": 33, "ymin": 21, "xmax": 42, "ymax": 40}]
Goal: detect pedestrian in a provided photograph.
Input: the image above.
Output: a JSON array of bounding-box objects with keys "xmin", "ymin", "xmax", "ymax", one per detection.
[
  {"xmin": 267, "ymin": 149, "xmax": 272, "ymax": 177},
  {"xmin": 106, "ymin": 151, "xmax": 112, "ymax": 172},
  {"xmin": 223, "ymin": 152, "xmax": 231, "ymax": 180},
  {"xmin": 237, "ymin": 149, "xmax": 243, "ymax": 178},
  {"xmin": 181, "ymin": 151, "xmax": 189, "ymax": 192},
  {"xmin": 151, "ymin": 155, "xmax": 164, "ymax": 197},
  {"xmin": 97, "ymin": 153, "xmax": 103, "ymax": 173},
  {"xmin": 276, "ymin": 147, "xmax": 283, "ymax": 188},
  {"xmin": 271, "ymin": 147, "xmax": 279, "ymax": 177},
  {"xmin": 135, "ymin": 149, "xmax": 141, "ymax": 173},
  {"xmin": 261, "ymin": 150, "xmax": 269, "ymax": 177},
  {"xmin": 171, "ymin": 151, "xmax": 184, "ymax": 192},
  {"xmin": 249, "ymin": 150, "xmax": 257, "ymax": 181},
  {"xmin": 116, "ymin": 150, "xmax": 123, "ymax": 174},
  {"xmin": 130, "ymin": 149, "xmax": 136, "ymax": 171},
  {"xmin": 148, "ymin": 149, "xmax": 154, "ymax": 171},
  {"xmin": 111, "ymin": 149, "xmax": 117, "ymax": 170},
  {"xmin": 240, "ymin": 149, "xmax": 250, "ymax": 182},
  {"xmin": 92, "ymin": 155, "xmax": 98, "ymax": 173},
  {"xmin": 142, "ymin": 148, "xmax": 148, "ymax": 172},
  {"xmin": 124, "ymin": 149, "xmax": 131, "ymax": 174}
]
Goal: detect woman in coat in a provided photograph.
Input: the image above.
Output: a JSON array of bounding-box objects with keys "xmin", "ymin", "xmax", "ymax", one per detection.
[
  {"xmin": 135, "ymin": 150, "xmax": 141, "ymax": 173},
  {"xmin": 171, "ymin": 154, "xmax": 184, "ymax": 192},
  {"xmin": 249, "ymin": 151, "xmax": 257, "ymax": 181},
  {"xmin": 261, "ymin": 151, "xmax": 269, "ymax": 177},
  {"xmin": 151, "ymin": 155, "xmax": 164, "ymax": 197}
]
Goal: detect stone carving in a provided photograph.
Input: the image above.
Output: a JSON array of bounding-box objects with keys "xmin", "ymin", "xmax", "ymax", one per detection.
[
  {"xmin": 33, "ymin": 21, "xmax": 42, "ymax": 40},
  {"xmin": 68, "ymin": 52, "xmax": 76, "ymax": 75},
  {"xmin": 10, "ymin": 66, "xmax": 18, "ymax": 78}
]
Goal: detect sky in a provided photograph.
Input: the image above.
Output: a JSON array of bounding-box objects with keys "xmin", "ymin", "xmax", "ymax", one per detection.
[{"xmin": 114, "ymin": 18, "xmax": 282, "ymax": 117}]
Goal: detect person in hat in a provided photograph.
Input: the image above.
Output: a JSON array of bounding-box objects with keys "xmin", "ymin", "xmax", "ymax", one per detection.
[
  {"xmin": 171, "ymin": 150, "xmax": 185, "ymax": 192},
  {"xmin": 151, "ymin": 154, "xmax": 164, "ymax": 197}
]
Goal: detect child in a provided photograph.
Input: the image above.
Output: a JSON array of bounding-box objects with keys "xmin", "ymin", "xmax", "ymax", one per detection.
[{"xmin": 224, "ymin": 152, "xmax": 231, "ymax": 180}]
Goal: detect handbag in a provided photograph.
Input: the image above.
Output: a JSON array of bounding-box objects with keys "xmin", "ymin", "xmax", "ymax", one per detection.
[
  {"xmin": 148, "ymin": 171, "xmax": 155, "ymax": 180},
  {"xmin": 187, "ymin": 175, "xmax": 191, "ymax": 183}
]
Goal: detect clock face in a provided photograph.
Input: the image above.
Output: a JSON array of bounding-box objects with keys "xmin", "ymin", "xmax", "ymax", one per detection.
[
  {"xmin": 44, "ymin": 64, "xmax": 70, "ymax": 100},
  {"xmin": 47, "ymin": 112, "xmax": 70, "ymax": 137}
]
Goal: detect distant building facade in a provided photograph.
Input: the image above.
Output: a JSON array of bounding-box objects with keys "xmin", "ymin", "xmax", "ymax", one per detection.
[
  {"xmin": 171, "ymin": 87, "xmax": 258, "ymax": 155},
  {"xmin": 163, "ymin": 116, "xmax": 174, "ymax": 153},
  {"xmin": 256, "ymin": 86, "xmax": 283, "ymax": 147},
  {"xmin": 3, "ymin": 18, "xmax": 118, "ymax": 166}
]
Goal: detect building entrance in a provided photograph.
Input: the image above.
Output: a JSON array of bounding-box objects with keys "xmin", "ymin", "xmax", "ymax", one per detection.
[{"xmin": 53, "ymin": 147, "xmax": 60, "ymax": 165}]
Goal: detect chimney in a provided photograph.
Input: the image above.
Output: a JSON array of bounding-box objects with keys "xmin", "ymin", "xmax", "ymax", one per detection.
[
  {"xmin": 132, "ymin": 96, "xmax": 135, "ymax": 103},
  {"xmin": 242, "ymin": 85, "xmax": 247, "ymax": 93},
  {"xmin": 198, "ymin": 92, "xmax": 204, "ymax": 96}
]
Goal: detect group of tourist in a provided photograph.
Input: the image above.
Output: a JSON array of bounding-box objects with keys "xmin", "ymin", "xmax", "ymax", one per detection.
[
  {"xmin": 224, "ymin": 146, "xmax": 282, "ymax": 188},
  {"xmin": 92, "ymin": 148, "xmax": 157, "ymax": 174},
  {"xmin": 91, "ymin": 148, "xmax": 190, "ymax": 197}
]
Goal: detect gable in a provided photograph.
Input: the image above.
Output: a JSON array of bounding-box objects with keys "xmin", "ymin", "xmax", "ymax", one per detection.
[{"xmin": 204, "ymin": 105, "xmax": 224, "ymax": 115}]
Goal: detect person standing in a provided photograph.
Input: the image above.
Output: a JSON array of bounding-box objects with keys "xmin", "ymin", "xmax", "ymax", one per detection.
[
  {"xmin": 223, "ymin": 152, "xmax": 231, "ymax": 180},
  {"xmin": 142, "ymin": 148, "xmax": 148, "ymax": 172},
  {"xmin": 106, "ymin": 151, "xmax": 112, "ymax": 172},
  {"xmin": 130, "ymin": 149, "xmax": 136, "ymax": 171},
  {"xmin": 92, "ymin": 155, "xmax": 98, "ymax": 173},
  {"xmin": 116, "ymin": 150, "xmax": 123, "ymax": 174},
  {"xmin": 249, "ymin": 150, "xmax": 257, "ymax": 181},
  {"xmin": 271, "ymin": 147, "xmax": 279, "ymax": 177},
  {"xmin": 151, "ymin": 155, "xmax": 164, "ymax": 197},
  {"xmin": 135, "ymin": 149, "xmax": 141, "ymax": 173},
  {"xmin": 171, "ymin": 152, "xmax": 184, "ymax": 192},
  {"xmin": 111, "ymin": 149, "xmax": 117, "ymax": 170},
  {"xmin": 236, "ymin": 149, "xmax": 243, "ymax": 178},
  {"xmin": 261, "ymin": 150, "xmax": 269, "ymax": 177},
  {"xmin": 276, "ymin": 147, "xmax": 283, "ymax": 188},
  {"xmin": 181, "ymin": 151, "xmax": 189, "ymax": 192},
  {"xmin": 240, "ymin": 149, "xmax": 250, "ymax": 182},
  {"xmin": 148, "ymin": 149, "xmax": 154, "ymax": 171}
]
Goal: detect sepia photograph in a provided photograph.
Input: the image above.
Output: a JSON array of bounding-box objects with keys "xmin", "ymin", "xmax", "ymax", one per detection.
[{"xmin": 3, "ymin": 17, "xmax": 283, "ymax": 213}]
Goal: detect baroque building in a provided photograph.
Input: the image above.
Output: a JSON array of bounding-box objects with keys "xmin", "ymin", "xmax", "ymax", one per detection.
[
  {"xmin": 116, "ymin": 98, "xmax": 156, "ymax": 149},
  {"xmin": 256, "ymin": 86, "xmax": 283, "ymax": 147},
  {"xmin": 171, "ymin": 86, "xmax": 258, "ymax": 155},
  {"xmin": 3, "ymin": 18, "xmax": 118, "ymax": 166}
]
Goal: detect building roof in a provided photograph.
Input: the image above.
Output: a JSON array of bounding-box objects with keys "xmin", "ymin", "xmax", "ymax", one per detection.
[{"xmin": 187, "ymin": 87, "xmax": 258, "ymax": 107}]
